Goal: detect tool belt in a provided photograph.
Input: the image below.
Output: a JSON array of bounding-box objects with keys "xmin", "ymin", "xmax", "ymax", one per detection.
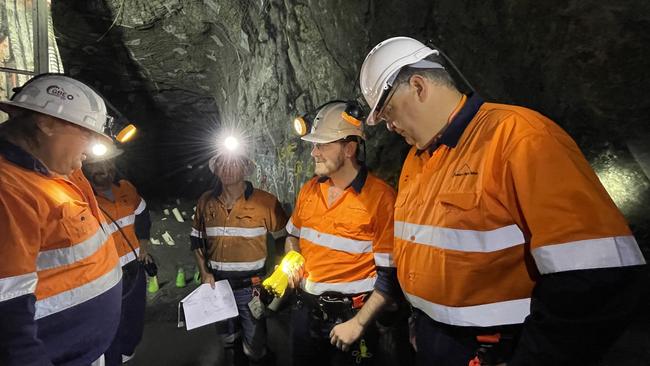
[
  {"xmin": 299, "ymin": 291, "xmax": 369, "ymax": 321},
  {"xmin": 211, "ymin": 270, "xmax": 263, "ymax": 290}
]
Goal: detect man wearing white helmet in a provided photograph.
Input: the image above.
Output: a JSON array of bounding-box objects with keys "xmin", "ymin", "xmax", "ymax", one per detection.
[
  {"xmin": 191, "ymin": 136, "xmax": 288, "ymax": 366},
  {"xmin": 0, "ymin": 74, "xmax": 122, "ymax": 365},
  {"xmin": 285, "ymin": 101, "xmax": 400, "ymax": 365},
  {"xmin": 359, "ymin": 37, "xmax": 645, "ymax": 365},
  {"xmin": 83, "ymin": 146, "xmax": 151, "ymax": 366}
]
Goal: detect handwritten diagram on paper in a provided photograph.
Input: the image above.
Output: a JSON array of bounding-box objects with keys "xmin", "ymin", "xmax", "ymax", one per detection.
[{"xmin": 180, "ymin": 281, "xmax": 238, "ymax": 330}]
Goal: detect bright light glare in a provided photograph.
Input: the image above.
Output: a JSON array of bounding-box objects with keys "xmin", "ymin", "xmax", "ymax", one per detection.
[
  {"xmin": 224, "ymin": 136, "xmax": 240, "ymax": 151},
  {"xmin": 92, "ymin": 143, "xmax": 108, "ymax": 156}
]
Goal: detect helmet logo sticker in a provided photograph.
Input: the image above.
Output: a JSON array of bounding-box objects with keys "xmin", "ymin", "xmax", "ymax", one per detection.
[{"xmin": 46, "ymin": 85, "xmax": 74, "ymax": 101}]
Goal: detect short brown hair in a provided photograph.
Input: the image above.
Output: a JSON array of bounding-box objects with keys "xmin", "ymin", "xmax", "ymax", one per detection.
[{"xmin": 0, "ymin": 110, "xmax": 41, "ymax": 146}]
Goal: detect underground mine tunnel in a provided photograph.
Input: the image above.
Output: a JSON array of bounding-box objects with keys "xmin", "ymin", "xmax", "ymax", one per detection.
[{"xmin": 1, "ymin": 0, "xmax": 649, "ymax": 365}]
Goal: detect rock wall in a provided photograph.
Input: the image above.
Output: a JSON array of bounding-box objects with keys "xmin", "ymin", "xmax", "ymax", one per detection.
[{"xmin": 51, "ymin": 0, "xmax": 649, "ymax": 250}]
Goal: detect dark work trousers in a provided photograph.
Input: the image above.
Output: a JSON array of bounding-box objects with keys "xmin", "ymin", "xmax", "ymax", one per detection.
[
  {"xmin": 291, "ymin": 298, "xmax": 379, "ymax": 366},
  {"xmin": 105, "ymin": 261, "xmax": 146, "ymax": 366},
  {"xmin": 413, "ymin": 309, "xmax": 520, "ymax": 366}
]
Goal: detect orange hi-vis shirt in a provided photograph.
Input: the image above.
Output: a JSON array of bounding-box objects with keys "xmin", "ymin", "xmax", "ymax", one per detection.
[
  {"xmin": 0, "ymin": 156, "xmax": 121, "ymax": 319},
  {"xmin": 287, "ymin": 168, "xmax": 396, "ymax": 295},
  {"xmin": 191, "ymin": 181, "xmax": 288, "ymax": 274},
  {"xmin": 96, "ymin": 180, "xmax": 147, "ymax": 267},
  {"xmin": 395, "ymin": 94, "xmax": 645, "ymax": 328}
]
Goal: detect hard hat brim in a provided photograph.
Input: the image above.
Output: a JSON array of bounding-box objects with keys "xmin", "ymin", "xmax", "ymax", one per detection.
[
  {"xmin": 301, "ymin": 132, "xmax": 345, "ymax": 144},
  {"xmin": 0, "ymin": 100, "xmax": 113, "ymax": 142}
]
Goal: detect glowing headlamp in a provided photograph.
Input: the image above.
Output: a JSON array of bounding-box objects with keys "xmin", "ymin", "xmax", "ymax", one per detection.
[
  {"xmin": 116, "ymin": 124, "xmax": 137, "ymax": 143},
  {"xmin": 91, "ymin": 143, "xmax": 108, "ymax": 157},
  {"xmin": 223, "ymin": 135, "xmax": 240, "ymax": 152},
  {"xmin": 293, "ymin": 116, "xmax": 308, "ymax": 136}
]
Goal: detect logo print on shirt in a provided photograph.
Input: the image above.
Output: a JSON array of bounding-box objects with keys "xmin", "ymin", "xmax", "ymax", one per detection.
[{"xmin": 453, "ymin": 164, "xmax": 478, "ymax": 177}]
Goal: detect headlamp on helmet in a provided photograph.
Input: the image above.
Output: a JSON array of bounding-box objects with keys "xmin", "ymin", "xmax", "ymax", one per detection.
[{"xmin": 292, "ymin": 100, "xmax": 365, "ymax": 136}]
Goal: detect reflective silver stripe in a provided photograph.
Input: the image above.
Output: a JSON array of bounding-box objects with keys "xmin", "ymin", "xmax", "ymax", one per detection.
[
  {"xmin": 103, "ymin": 214, "xmax": 136, "ymax": 235},
  {"xmin": 301, "ymin": 227, "xmax": 372, "ymax": 254},
  {"xmin": 271, "ymin": 228, "xmax": 287, "ymax": 239},
  {"xmin": 301, "ymin": 277, "xmax": 376, "ymax": 295},
  {"xmin": 119, "ymin": 247, "xmax": 140, "ymax": 267},
  {"xmin": 405, "ymin": 291, "xmax": 531, "ymax": 327},
  {"xmin": 532, "ymin": 235, "xmax": 645, "ymax": 274},
  {"xmin": 286, "ymin": 218, "xmax": 300, "ymax": 237},
  {"xmin": 0, "ymin": 273, "xmax": 37, "ymax": 302},
  {"xmin": 205, "ymin": 226, "xmax": 267, "ymax": 238},
  {"xmin": 36, "ymin": 228, "xmax": 109, "ymax": 271},
  {"xmin": 35, "ymin": 264, "xmax": 122, "ymax": 319},
  {"xmin": 209, "ymin": 258, "xmax": 266, "ymax": 272},
  {"xmin": 190, "ymin": 228, "xmax": 203, "ymax": 238},
  {"xmin": 394, "ymin": 221, "xmax": 525, "ymax": 252},
  {"xmin": 134, "ymin": 198, "xmax": 146, "ymax": 215},
  {"xmin": 374, "ymin": 252, "xmax": 395, "ymax": 267}
]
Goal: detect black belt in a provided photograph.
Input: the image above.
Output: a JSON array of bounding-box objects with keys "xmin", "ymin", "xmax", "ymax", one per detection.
[
  {"xmin": 299, "ymin": 291, "xmax": 369, "ymax": 320},
  {"xmin": 211, "ymin": 270, "xmax": 264, "ymax": 290}
]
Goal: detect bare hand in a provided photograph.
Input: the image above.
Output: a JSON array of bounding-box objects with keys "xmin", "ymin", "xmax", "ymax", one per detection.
[
  {"xmin": 287, "ymin": 266, "xmax": 303, "ymax": 289},
  {"xmin": 138, "ymin": 250, "xmax": 152, "ymax": 264},
  {"xmin": 201, "ymin": 271, "xmax": 215, "ymax": 289},
  {"xmin": 329, "ymin": 318, "xmax": 364, "ymax": 352}
]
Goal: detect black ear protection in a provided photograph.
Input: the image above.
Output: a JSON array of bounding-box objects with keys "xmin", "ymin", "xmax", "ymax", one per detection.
[{"xmin": 292, "ymin": 99, "xmax": 366, "ymax": 137}]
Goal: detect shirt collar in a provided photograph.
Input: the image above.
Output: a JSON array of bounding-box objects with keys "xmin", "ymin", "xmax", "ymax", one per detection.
[
  {"xmin": 0, "ymin": 139, "xmax": 50, "ymax": 175},
  {"xmin": 317, "ymin": 165, "xmax": 368, "ymax": 194},
  {"xmin": 212, "ymin": 180, "xmax": 254, "ymax": 200},
  {"xmin": 417, "ymin": 93, "xmax": 484, "ymax": 155}
]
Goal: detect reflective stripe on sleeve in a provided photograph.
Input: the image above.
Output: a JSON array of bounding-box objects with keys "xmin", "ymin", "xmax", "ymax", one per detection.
[
  {"xmin": 286, "ymin": 218, "xmax": 301, "ymax": 237},
  {"xmin": 190, "ymin": 228, "xmax": 203, "ymax": 238},
  {"xmin": 532, "ymin": 235, "xmax": 645, "ymax": 274},
  {"xmin": 119, "ymin": 247, "xmax": 140, "ymax": 267},
  {"xmin": 374, "ymin": 252, "xmax": 395, "ymax": 267},
  {"xmin": 134, "ymin": 199, "xmax": 146, "ymax": 215},
  {"xmin": 0, "ymin": 272, "xmax": 38, "ymax": 302}
]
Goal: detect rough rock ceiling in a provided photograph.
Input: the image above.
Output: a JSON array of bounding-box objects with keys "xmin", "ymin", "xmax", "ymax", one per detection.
[{"xmin": 51, "ymin": 0, "xmax": 650, "ymax": 249}]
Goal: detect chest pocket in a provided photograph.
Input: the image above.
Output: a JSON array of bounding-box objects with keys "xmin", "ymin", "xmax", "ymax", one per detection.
[
  {"xmin": 236, "ymin": 206, "xmax": 263, "ymax": 228},
  {"xmin": 333, "ymin": 204, "xmax": 372, "ymax": 238},
  {"xmin": 436, "ymin": 192, "xmax": 481, "ymax": 226},
  {"xmin": 59, "ymin": 201, "xmax": 98, "ymax": 243}
]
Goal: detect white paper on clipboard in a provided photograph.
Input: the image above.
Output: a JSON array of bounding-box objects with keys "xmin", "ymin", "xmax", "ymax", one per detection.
[{"xmin": 177, "ymin": 280, "xmax": 239, "ymax": 330}]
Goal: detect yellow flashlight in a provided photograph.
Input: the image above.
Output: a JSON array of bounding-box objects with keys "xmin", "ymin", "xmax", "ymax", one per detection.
[{"xmin": 262, "ymin": 250, "xmax": 305, "ymax": 297}]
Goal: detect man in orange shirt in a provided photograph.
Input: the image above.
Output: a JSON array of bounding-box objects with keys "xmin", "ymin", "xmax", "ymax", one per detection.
[
  {"xmin": 359, "ymin": 36, "xmax": 646, "ymax": 366},
  {"xmin": 285, "ymin": 101, "xmax": 400, "ymax": 366},
  {"xmin": 0, "ymin": 74, "xmax": 122, "ymax": 365},
  {"xmin": 83, "ymin": 147, "xmax": 151, "ymax": 366},
  {"xmin": 191, "ymin": 137, "xmax": 288, "ymax": 366}
]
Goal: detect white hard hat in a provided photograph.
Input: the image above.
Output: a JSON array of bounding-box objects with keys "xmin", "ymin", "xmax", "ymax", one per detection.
[
  {"xmin": 301, "ymin": 102, "xmax": 364, "ymax": 144},
  {"xmin": 0, "ymin": 74, "xmax": 111, "ymax": 138},
  {"xmin": 359, "ymin": 37, "xmax": 442, "ymax": 125}
]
